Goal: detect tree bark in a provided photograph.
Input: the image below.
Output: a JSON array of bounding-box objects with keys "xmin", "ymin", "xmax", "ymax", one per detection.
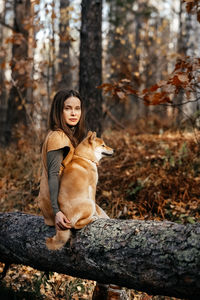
[
  {"xmin": 79, "ymin": 0, "xmax": 103, "ymax": 136},
  {"xmin": 57, "ymin": 0, "xmax": 72, "ymax": 90},
  {"xmin": 5, "ymin": 0, "xmax": 30, "ymax": 144},
  {"xmin": 0, "ymin": 212, "xmax": 199, "ymax": 299},
  {"xmin": 0, "ymin": 0, "xmax": 7, "ymax": 146}
]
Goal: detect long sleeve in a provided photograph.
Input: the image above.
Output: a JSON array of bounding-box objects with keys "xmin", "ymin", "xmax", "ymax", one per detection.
[{"xmin": 47, "ymin": 147, "xmax": 69, "ymax": 215}]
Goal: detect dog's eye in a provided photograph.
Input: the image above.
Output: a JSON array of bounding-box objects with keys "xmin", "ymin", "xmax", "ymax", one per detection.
[{"xmin": 102, "ymin": 144, "xmax": 105, "ymax": 147}]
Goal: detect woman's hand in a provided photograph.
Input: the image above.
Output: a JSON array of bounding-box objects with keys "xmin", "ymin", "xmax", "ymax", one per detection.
[{"xmin": 55, "ymin": 211, "xmax": 71, "ymax": 230}]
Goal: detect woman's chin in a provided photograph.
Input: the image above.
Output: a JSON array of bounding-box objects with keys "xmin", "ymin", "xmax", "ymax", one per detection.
[{"xmin": 67, "ymin": 122, "xmax": 78, "ymax": 127}]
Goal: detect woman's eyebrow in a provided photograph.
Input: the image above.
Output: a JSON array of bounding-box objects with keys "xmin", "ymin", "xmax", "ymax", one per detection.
[{"xmin": 64, "ymin": 105, "xmax": 81, "ymax": 108}]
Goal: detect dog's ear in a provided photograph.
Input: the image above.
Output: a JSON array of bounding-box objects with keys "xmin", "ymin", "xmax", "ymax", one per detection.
[
  {"xmin": 88, "ymin": 131, "xmax": 96, "ymax": 143},
  {"xmin": 92, "ymin": 132, "xmax": 96, "ymax": 139},
  {"xmin": 87, "ymin": 131, "xmax": 93, "ymax": 137}
]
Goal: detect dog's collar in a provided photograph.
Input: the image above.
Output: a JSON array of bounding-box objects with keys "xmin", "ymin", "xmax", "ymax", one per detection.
[{"xmin": 73, "ymin": 154, "xmax": 99, "ymax": 166}]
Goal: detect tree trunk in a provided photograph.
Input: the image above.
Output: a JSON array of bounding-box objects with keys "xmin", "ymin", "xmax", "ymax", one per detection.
[
  {"xmin": 0, "ymin": 212, "xmax": 199, "ymax": 300},
  {"xmin": 79, "ymin": 0, "xmax": 103, "ymax": 136},
  {"xmin": 5, "ymin": 0, "xmax": 30, "ymax": 144},
  {"xmin": 57, "ymin": 0, "xmax": 72, "ymax": 90},
  {"xmin": 0, "ymin": 0, "xmax": 7, "ymax": 146},
  {"xmin": 175, "ymin": 0, "xmax": 189, "ymax": 127}
]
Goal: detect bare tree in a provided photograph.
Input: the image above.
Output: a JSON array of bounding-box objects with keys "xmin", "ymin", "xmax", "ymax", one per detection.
[
  {"xmin": 5, "ymin": 0, "xmax": 30, "ymax": 144},
  {"xmin": 0, "ymin": 0, "xmax": 7, "ymax": 145},
  {"xmin": 57, "ymin": 0, "xmax": 72, "ymax": 90},
  {"xmin": 79, "ymin": 0, "xmax": 103, "ymax": 136}
]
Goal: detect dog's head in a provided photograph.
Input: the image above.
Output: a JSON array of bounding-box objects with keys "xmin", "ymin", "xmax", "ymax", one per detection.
[{"xmin": 87, "ymin": 131, "xmax": 114, "ymax": 161}]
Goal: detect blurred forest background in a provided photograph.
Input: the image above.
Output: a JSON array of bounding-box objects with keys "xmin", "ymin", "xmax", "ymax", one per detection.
[{"xmin": 0, "ymin": 0, "xmax": 200, "ymax": 299}]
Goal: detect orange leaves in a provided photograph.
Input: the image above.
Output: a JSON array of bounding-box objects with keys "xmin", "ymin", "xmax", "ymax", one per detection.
[
  {"xmin": 0, "ymin": 61, "xmax": 6, "ymax": 69},
  {"xmin": 183, "ymin": 0, "xmax": 200, "ymax": 23},
  {"xmin": 0, "ymin": 263, "xmax": 94, "ymax": 300},
  {"xmin": 143, "ymin": 92, "xmax": 171, "ymax": 105},
  {"xmin": 98, "ymin": 129, "xmax": 200, "ymax": 222},
  {"xmin": 150, "ymin": 84, "xmax": 159, "ymax": 92},
  {"xmin": 116, "ymin": 91, "xmax": 126, "ymax": 100},
  {"xmin": 5, "ymin": 33, "xmax": 25, "ymax": 46},
  {"xmin": 98, "ymin": 79, "xmax": 138, "ymax": 102},
  {"xmin": 170, "ymin": 73, "xmax": 189, "ymax": 90},
  {"xmin": 51, "ymin": 11, "xmax": 57, "ymax": 19},
  {"xmin": 99, "ymin": 56, "xmax": 200, "ymax": 106},
  {"xmin": 177, "ymin": 73, "xmax": 189, "ymax": 83},
  {"xmin": 32, "ymin": 0, "xmax": 40, "ymax": 5},
  {"xmin": 99, "ymin": 77, "xmax": 173, "ymax": 105}
]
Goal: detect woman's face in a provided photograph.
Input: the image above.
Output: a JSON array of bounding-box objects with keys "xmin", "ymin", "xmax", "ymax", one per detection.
[{"xmin": 63, "ymin": 96, "xmax": 81, "ymax": 126}]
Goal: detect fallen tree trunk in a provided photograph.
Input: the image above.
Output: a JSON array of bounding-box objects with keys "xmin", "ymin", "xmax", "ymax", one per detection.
[{"xmin": 0, "ymin": 212, "xmax": 199, "ymax": 299}]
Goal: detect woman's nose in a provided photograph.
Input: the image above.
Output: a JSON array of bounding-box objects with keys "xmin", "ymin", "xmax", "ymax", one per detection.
[{"xmin": 71, "ymin": 109, "xmax": 75, "ymax": 115}]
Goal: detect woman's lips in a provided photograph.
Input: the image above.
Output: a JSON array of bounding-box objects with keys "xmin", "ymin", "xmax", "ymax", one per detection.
[{"xmin": 69, "ymin": 118, "xmax": 77, "ymax": 122}]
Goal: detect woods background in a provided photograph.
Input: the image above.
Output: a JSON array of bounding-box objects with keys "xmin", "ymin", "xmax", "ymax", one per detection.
[
  {"xmin": 0, "ymin": 0, "xmax": 200, "ymax": 143},
  {"xmin": 0, "ymin": 0, "xmax": 200, "ymax": 299}
]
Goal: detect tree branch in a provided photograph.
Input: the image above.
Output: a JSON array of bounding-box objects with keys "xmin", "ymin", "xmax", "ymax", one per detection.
[
  {"xmin": 0, "ymin": 212, "xmax": 199, "ymax": 299},
  {"xmin": 160, "ymin": 97, "xmax": 200, "ymax": 107},
  {"xmin": 0, "ymin": 19, "xmax": 14, "ymax": 31}
]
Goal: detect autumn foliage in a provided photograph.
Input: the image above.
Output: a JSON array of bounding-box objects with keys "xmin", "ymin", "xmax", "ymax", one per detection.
[
  {"xmin": 99, "ymin": 56, "xmax": 200, "ymax": 106},
  {"xmin": 0, "ymin": 0, "xmax": 200, "ymax": 299},
  {"xmin": 0, "ymin": 124, "xmax": 200, "ymax": 299},
  {"xmin": 184, "ymin": 0, "xmax": 200, "ymax": 23}
]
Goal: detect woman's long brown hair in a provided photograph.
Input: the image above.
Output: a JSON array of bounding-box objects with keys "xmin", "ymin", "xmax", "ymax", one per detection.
[{"xmin": 49, "ymin": 89, "xmax": 86, "ymax": 147}]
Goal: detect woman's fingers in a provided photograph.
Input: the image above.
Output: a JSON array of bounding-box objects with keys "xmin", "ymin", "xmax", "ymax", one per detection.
[
  {"xmin": 55, "ymin": 211, "xmax": 71, "ymax": 230},
  {"xmin": 56, "ymin": 222, "xmax": 67, "ymax": 230},
  {"xmin": 63, "ymin": 216, "xmax": 71, "ymax": 224},
  {"xmin": 56, "ymin": 218, "xmax": 71, "ymax": 230},
  {"xmin": 56, "ymin": 223, "xmax": 66, "ymax": 230}
]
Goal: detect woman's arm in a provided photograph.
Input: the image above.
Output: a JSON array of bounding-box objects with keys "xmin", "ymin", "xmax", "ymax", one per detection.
[{"xmin": 47, "ymin": 148, "xmax": 71, "ymax": 230}]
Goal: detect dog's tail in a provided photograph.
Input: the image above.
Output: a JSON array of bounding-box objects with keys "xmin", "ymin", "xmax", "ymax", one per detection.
[{"xmin": 46, "ymin": 229, "xmax": 71, "ymax": 250}]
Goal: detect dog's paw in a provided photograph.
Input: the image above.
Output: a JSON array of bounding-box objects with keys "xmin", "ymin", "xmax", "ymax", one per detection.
[
  {"xmin": 46, "ymin": 230, "xmax": 71, "ymax": 250},
  {"xmin": 46, "ymin": 237, "xmax": 63, "ymax": 251}
]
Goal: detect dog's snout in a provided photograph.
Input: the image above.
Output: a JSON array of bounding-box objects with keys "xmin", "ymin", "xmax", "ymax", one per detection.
[{"xmin": 110, "ymin": 148, "xmax": 114, "ymax": 154}]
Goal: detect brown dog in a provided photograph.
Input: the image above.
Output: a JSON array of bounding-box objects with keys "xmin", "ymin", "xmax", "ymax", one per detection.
[{"xmin": 46, "ymin": 131, "xmax": 113, "ymax": 250}]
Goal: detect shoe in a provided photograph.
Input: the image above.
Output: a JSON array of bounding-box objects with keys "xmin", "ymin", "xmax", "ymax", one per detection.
[
  {"xmin": 92, "ymin": 283, "xmax": 129, "ymax": 300},
  {"xmin": 92, "ymin": 283, "xmax": 109, "ymax": 300},
  {"xmin": 107, "ymin": 284, "xmax": 129, "ymax": 300}
]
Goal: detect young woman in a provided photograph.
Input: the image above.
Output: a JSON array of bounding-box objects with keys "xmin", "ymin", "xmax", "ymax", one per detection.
[
  {"xmin": 38, "ymin": 89, "xmax": 86, "ymax": 230},
  {"xmin": 38, "ymin": 89, "xmax": 126, "ymax": 299}
]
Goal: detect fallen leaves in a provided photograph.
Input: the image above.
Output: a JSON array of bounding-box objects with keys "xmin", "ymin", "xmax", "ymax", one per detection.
[
  {"xmin": 0, "ymin": 125, "xmax": 199, "ymax": 299},
  {"xmin": 98, "ymin": 128, "xmax": 200, "ymax": 223},
  {"xmin": 0, "ymin": 264, "xmax": 95, "ymax": 299}
]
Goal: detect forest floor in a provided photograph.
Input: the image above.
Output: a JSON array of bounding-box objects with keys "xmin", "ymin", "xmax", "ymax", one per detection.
[{"xmin": 0, "ymin": 120, "xmax": 200, "ymax": 300}]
